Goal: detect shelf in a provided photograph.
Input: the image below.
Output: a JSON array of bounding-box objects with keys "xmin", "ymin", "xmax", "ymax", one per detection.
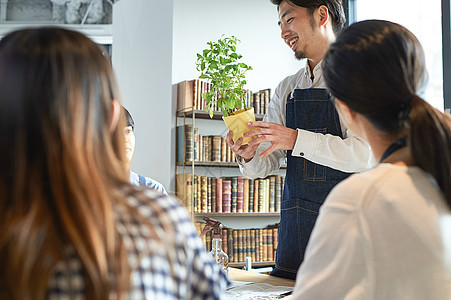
[
  {"xmin": 177, "ymin": 161, "xmax": 287, "ymax": 169},
  {"xmin": 229, "ymin": 261, "xmax": 275, "ymax": 268},
  {"xmin": 195, "ymin": 212, "xmax": 280, "ymax": 217},
  {"xmin": 177, "ymin": 109, "xmax": 265, "ymax": 121}
]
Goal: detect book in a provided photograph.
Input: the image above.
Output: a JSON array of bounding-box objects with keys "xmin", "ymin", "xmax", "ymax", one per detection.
[
  {"xmin": 177, "ymin": 80, "xmax": 194, "ymax": 111},
  {"xmin": 269, "ymin": 176, "xmax": 275, "ymax": 212},
  {"xmin": 233, "ymin": 230, "xmax": 239, "ymax": 263},
  {"xmin": 243, "ymin": 178, "xmax": 249, "ymax": 213},
  {"xmin": 248, "ymin": 179, "xmax": 254, "ymax": 212},
  {"xmin": 222, "ymin": 179, "xmax": 231, "ymax": 213},
  {"xmin": 228, "ymin": 228, "xmax": 234, "ymax": 262},
  {"xmin": 236, "ymin": 176, "xmax": 244, "ymax": 213},
  {"xmin": 193, "ymin": 175, "xmax": 198, "ymax": 212},
  {"xmin": 211, "ymin": 178, "xmax": 216, "ymax": 213},
  {"xmin": 221, "ymin": 137, "xmax": 227, "ymax": 162},
  {"xmin": 175, "ymin": 173, "xmax": 192, "ymax": 212},
  {"xmin": 207, "ymin": 177, "xmax": 212, "ymax": 212},
  {"xmin": 216, "ymin": 178, "xmax": 223, "ymax": 213},
  {"xmin": 253, "ymin": 179, "xmax": 259, "ymax": 213},
  {"xmin": 201, "ymin": 176, "xmax": 207, "ymax": 213},
  {"xmin": 212, "ymin": 136, "xmax": 221, "ymax": 162},
  {"xmin": 275, "ymin": 175, "xmax": 282, "ymax": 212},
  {"xmin": 176, "ymin": 124, "xmax": 194, "ymax": 163},
  {"xmin": 231, "ymin": 177, "xmax": 237, "ymax": 213}
]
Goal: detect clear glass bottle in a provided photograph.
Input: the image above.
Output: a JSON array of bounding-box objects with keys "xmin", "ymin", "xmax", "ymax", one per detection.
[{"xmin": 210, "ymin": 232, "xmax": 229, "ymax": 274}]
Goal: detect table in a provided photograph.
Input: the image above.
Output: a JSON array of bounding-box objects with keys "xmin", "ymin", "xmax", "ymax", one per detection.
[{"xmin": 228, "ymin": 267, "xmax": 295, "ymax": 287}]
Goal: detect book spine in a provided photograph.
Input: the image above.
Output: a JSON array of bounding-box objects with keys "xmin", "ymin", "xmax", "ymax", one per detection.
[
  {"xmin": 258, "ymin": 179, "xmax": 264, "ymax": 213},
  {"xmin": 231, "ymin": 177, "xmax": 237, "ymax": 213},
  {"xmin": 269, "ymin": 176, "xmax": 275, "ymax": 213},
  {"xmin": 212, "ymin": 136, "xmax": 221, "ymax": 162},
  {"xmin": 253, "ymin": 179, "xmax": 259, "ymax": 213},
  {"xmin": 222, "ymin": 179, "xmax": 231, "ymax": 213},
  {"xmin": 228, "ymin": 228, "xmax": 234, "ymax": 262},
  {"xmin": 207, "ymin": 177, "xmax": 212, "ymax": 213},
  {"xmin": 243, "ymin": 178, "xmax": 249, "ymax": 213},
  {"xmin": 262, "ymin": 228, "xmax": 267, "ymax": 261},
  {"xmin": 211, "ymin": 178, "xmax": 216, "ymax": 213},
  {"xmin": 275, "ymin": 175, "xmax": 281, "ymax": 212},
  {"xmin": 236, "ymin": 176, "xmax": 243, "ymax": 213},
  {"xmin": 201, "ymin": 176, "xmax": 207, "ymax": 213},
  {"xmin": 251, "ymin": 229, "xmax": 256, "ymax": 262},
  {"xmin": 248, "ymin": 179, "xmax": 254, "ymax": 213},
  {"xmin": 273, "ymin": 227, "xmax": 278, "ymax": 261},
  {"xmin": 233, "ymin": 230, "xmax": 239, "ymax": 263},
  {"xmin": 238, "ymin": 230, "xmax": 244, "ymax": 262},
  {"xmin": 216, "ymin": 178, "xmax": 223, "ymax": 213},
  {"xmin": 221, "ymin": 136, "xmax": 227, "ymax": 162}
]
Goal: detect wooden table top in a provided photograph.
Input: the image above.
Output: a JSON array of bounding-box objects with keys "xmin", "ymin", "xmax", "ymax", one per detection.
[{"xmin": 228, "ymin": 267, "xmax": 296, "ymax": 287}]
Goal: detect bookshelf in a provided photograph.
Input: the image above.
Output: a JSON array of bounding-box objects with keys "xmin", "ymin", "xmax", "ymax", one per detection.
[{"xmin": 176, "ymin": 80, "xmax": 286, "ymax": 268}]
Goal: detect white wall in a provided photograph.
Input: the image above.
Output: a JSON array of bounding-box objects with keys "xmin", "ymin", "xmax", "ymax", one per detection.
[
  {"xmin": 112, "ymin": 0, "xmax": 303, "ymax": 194},
  {"xmin": 112, "ymin": 0, "xmax": 174, "ymax": 192},
  {"xmin": 172, "ymin": 0, "xmax": 301, "ymax": 91},
  {"xmin": 172, "ymin": 0, "xmax": 299, "ymax": 228}
]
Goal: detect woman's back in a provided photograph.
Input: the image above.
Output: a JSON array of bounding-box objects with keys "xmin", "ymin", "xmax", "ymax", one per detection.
[{"xmin": 294, "ymin": 164, "xmax": 451, "ymax": 299}]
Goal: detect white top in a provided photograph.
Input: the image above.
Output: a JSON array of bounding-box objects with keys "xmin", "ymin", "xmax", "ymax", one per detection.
[
  {"xmin": 292, "ymin": 164, "xmax": 451, "ymax": 300},
  {"xmin": 238, "ymin": 60, "xmax": 375, "ymax": 178}
]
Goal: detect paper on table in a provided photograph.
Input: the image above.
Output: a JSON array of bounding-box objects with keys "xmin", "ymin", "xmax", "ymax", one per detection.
[{"xmin": 224, "ymin": 282, "xmax": 293, "ymax": 300}]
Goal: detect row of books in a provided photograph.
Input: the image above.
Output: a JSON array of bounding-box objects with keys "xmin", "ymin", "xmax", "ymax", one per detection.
[
  {"xmin": 176, "ymin": 125, "xmax": 236, "ymax": 163},
  {"xmin": 196, "ymin": 223, "xmax": 279, "ymax": 263},
  {"xmin": 177, "ymin": 79, "xmax": 271, "ymax": 115},
  {"xmin": 176, "ymin": 174, "xmax": 285, "ymax": 214}
]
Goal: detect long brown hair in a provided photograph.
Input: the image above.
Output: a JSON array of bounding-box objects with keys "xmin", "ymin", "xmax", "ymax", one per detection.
[
  {"xmin": 0, "ymin": 27, "xmax": 138, "ymax": 299},
  {"xmin": 323, "ymin": 20, "xmax": 451, "ymax": 204}
]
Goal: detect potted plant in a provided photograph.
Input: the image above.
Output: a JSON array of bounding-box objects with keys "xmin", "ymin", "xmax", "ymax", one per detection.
[{"xmin": 196, "ymin": 35, "xmax": 255, "ymax": 145}]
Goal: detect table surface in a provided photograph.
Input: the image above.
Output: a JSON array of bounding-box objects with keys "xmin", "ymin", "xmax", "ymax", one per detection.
[{"xmin": 228, "ymin": 267, "xmax": 296, "ymax": 287}]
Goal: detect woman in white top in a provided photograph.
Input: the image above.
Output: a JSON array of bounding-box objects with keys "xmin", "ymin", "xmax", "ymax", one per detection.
[{"xmin": 291, "ymin": 20, "xmax": 451, "ymax": 299}]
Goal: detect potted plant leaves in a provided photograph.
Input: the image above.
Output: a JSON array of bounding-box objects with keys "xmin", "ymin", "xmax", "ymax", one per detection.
[{"xmin": 196, "ymin": 35, "xmax": 255, "ymax": 145}]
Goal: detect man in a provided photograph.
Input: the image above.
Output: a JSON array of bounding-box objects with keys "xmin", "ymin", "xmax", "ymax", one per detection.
[
  {"xmin": 226, "ymin": 0, "xmax": 375, "ymax": 279},
  {"xmin": 122, "ymin": 107, "xmax": 168, "ymax": 195}
]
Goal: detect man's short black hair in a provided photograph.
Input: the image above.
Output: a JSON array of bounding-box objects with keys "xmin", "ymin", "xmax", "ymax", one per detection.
[
  {"xmin": 122, "ymin": 106, "xmax": 135, "ymax": 131},
  {"xmin": 270, "ymin": 0, "xmax": 346, "ymax": 35}
]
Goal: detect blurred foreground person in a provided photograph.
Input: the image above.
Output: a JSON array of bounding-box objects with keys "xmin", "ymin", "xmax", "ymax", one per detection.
[{"xmin": 0, "ymin": 27, "xmax": 228, "ymax": 299}]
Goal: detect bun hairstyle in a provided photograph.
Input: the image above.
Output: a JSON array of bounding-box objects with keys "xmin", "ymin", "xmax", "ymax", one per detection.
[{"xmin": 323, "ymin": 20, "xmax": 451, "ymax": 204}]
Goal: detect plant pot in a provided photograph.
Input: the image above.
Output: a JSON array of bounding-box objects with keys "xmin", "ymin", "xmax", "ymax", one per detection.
[{"xmin": 223, "ymin": 107, "xmax": 256, "ymax": 145}]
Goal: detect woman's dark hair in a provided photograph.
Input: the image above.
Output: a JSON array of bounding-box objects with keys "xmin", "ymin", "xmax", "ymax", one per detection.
[
  {"xmin": 323, "ymin": 19, "xmax": 451, "ymax": 204},
  {"xmin": 270, "ymin": 0, "xmax": 346, "ymax": 35},
  {"xmin": 122, "ymin": 106, "xmax": 135, "ymax": 130}
]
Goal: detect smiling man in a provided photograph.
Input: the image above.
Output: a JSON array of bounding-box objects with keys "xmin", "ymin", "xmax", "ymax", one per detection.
[{"xmin": 225, "ymin": 0, "xmax": 375, "ymax": 279}]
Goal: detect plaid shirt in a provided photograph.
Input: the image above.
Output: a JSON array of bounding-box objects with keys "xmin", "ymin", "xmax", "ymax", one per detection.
[{"xmin": 47, "ymin": 189, "xmax": 230, "ymax": 299}]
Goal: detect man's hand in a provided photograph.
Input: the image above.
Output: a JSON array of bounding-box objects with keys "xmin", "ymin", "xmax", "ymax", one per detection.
[
  {"xmin": 244, "ymin": 121, "xmax": 297, "ymax": 158},
  {"xmin": 225, "ymin": 131, "xmax": 259, "ymax": 162}
]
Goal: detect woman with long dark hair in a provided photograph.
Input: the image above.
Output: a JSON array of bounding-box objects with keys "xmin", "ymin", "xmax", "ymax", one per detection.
[
  {"xmin": 0, "ymin": 27, "xmax": 228, "ymax": 299},
  {"xmin": 291, "ymin": 20, "xmax": 451, "ymax": 299}
]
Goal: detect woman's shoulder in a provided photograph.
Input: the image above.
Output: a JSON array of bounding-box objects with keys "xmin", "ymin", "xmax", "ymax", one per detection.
[{"xmin": 328, "ymin": 164, "xmax": 444, "ymax": 209}]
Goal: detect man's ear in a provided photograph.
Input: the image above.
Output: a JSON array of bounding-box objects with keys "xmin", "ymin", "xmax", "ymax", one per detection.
[
  {"xmin": 109, "ymin": 100, "xmax": 121, "ymax": 132},
  {"xmin": 317, "ymin": 5, "xmax": 330, "ymax": 27}
]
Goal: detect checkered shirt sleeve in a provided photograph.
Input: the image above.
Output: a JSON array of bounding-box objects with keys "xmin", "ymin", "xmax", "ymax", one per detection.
[{"xmin": 47, "ymin": 189, "xmax": 230, "ymax": 299}]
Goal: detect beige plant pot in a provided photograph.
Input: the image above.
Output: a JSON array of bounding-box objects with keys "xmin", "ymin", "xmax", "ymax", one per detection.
[{"xmin": 223, "ymin": 107, "xmax": 256, "ymax": 145}]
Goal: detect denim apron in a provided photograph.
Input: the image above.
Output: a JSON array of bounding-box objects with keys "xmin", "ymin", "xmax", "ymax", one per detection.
[{"xmin": 270, "ymin": 88, "xmax": 352, "ymax": 279}]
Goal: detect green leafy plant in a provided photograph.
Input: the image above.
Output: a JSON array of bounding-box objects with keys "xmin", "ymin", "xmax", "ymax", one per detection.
[{"xmin": 196, "ymin": 36, "xmax": 253, "ymax": 118}]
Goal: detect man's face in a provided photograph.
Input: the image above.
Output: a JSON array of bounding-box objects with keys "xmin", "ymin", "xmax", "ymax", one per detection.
[
  {"xmin": 123, "ymin": 126, "xmax": 135, "ymax": 163},
  {"xmin": 278, "ymin": 0, "xmax": 321, "ymax": 60}
]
